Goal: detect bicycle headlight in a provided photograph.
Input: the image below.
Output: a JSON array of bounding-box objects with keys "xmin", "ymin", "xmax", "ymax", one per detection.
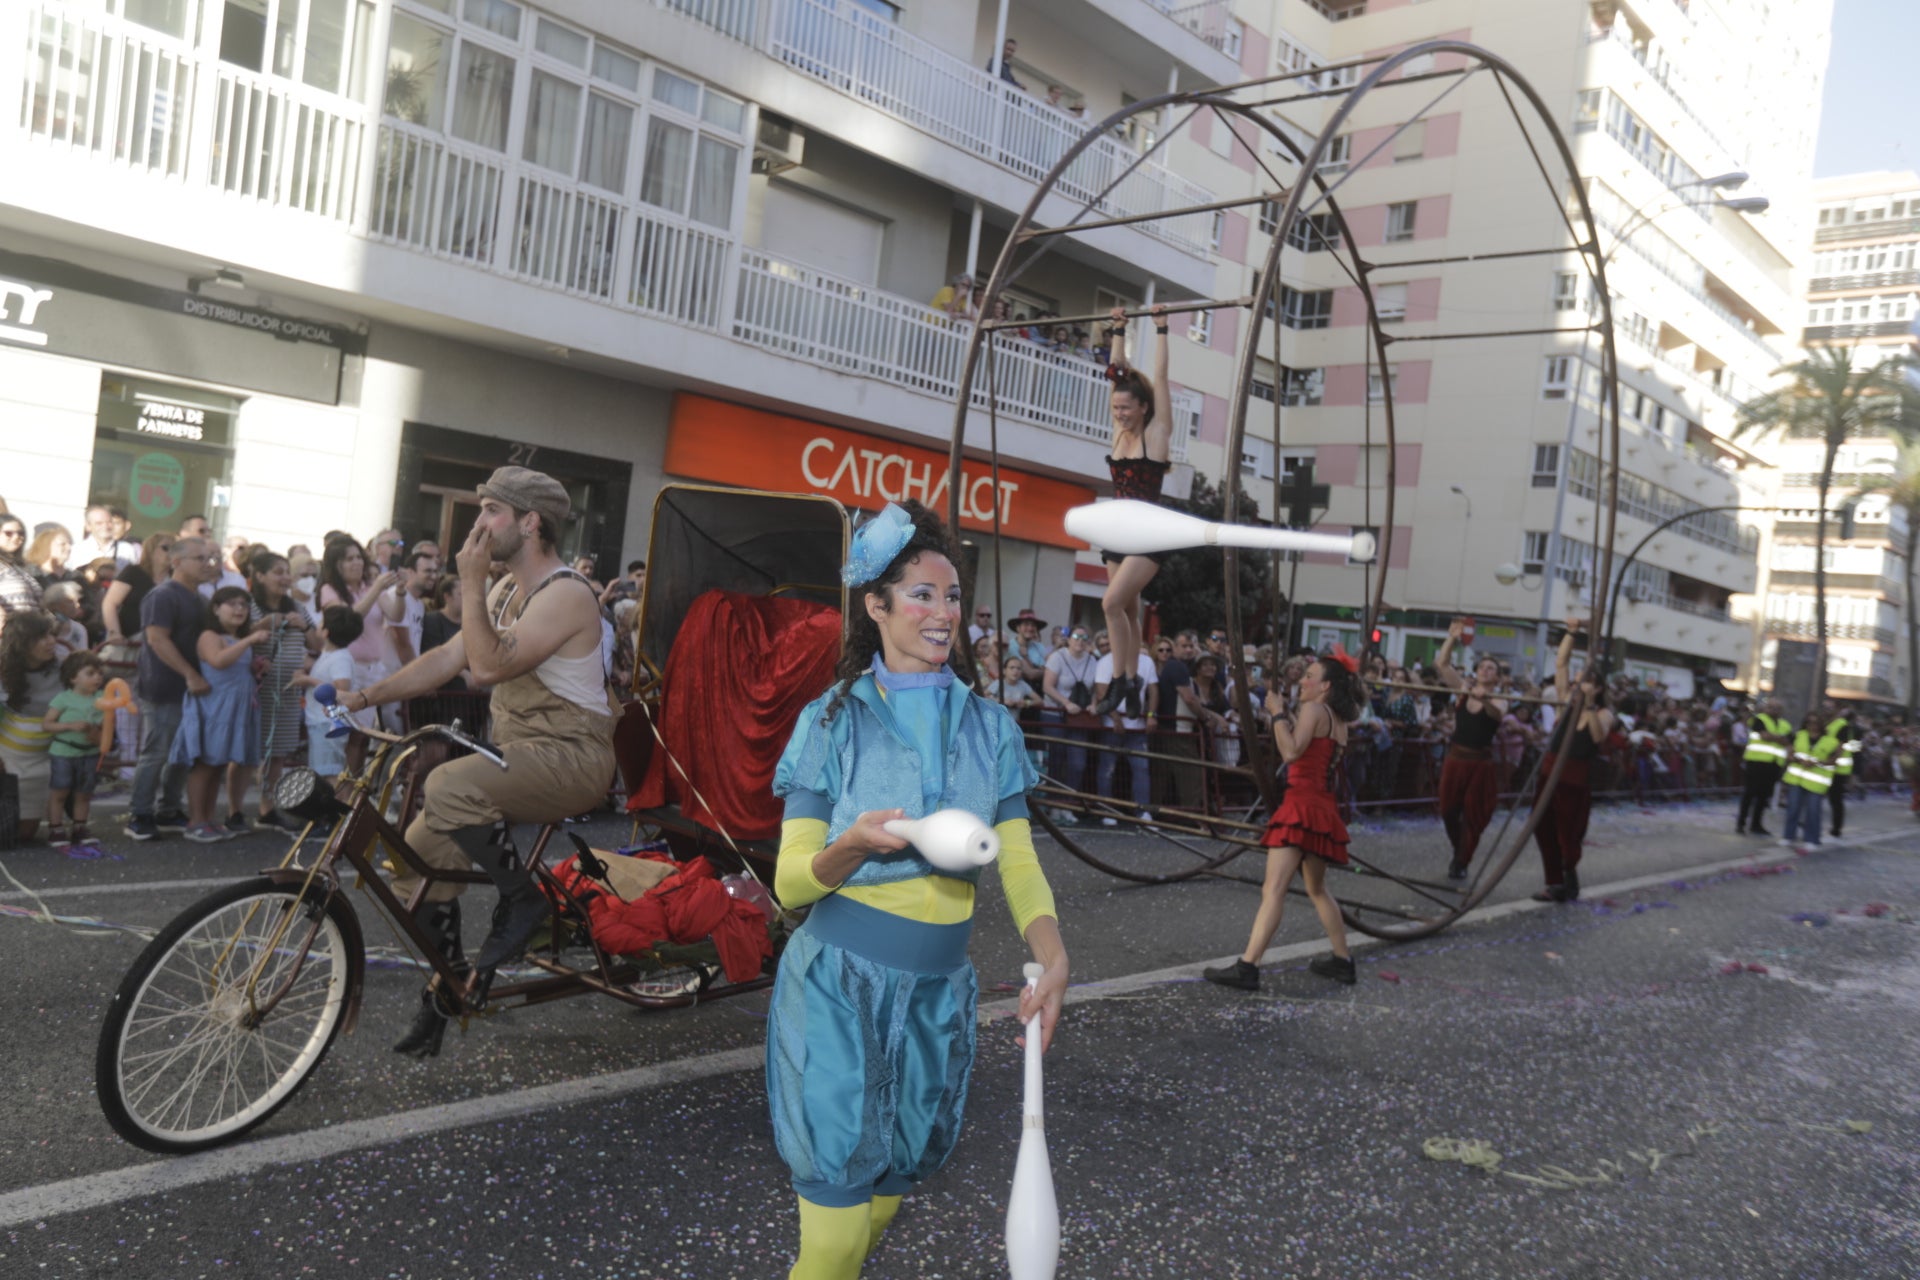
[{"xmin": 275, "ymin": 768, "xmax": 346, "ymax": 823}]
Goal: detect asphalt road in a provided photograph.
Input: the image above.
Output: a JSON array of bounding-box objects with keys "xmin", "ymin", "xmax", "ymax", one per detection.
[{"xmin": 1, "ymin": 790, "xmax": 1916, "ymax": 1278}]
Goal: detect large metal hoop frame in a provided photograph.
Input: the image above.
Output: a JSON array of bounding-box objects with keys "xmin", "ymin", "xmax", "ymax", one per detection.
[{"xmin": 947, "ymin": 43, "xmax": 1623, "ymax": 939}]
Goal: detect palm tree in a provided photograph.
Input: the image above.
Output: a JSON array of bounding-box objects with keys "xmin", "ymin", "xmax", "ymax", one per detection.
[
  {"xmin": 1844, "ymin": 437, "xmax": 1920, "ymax": 717},
  {"xmin": 1734, "ymin": 347, "xmax": 1920, "ymax": 700}
]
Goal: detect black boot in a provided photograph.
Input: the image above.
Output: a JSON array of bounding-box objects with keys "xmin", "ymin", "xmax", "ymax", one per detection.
[
  {"xmin": 1122, "ymin": 673, "xmax": 1144, "ymax": 719},
  {"xmin": 393, "ymin": 900, "xmax": 463, "ymax": 1058},
  {"xmin": 1202, "ymin": 958, "xmax": 1261, "ymax": 991},
  {"xmin": 1309, "ymin": 954, "xmax": 1357, "ymax": 985},
  {"xmin": 464, "ymin": 826, "xmax": 551, "ymax": 1007},
  {"xmin": 1559, "ymin": 868, "xmax": 1580, "ymax": 902},
  {"xmin": 1093, "ymin": 675, "xmax": 1127, "ymax": 718},
  {"xmin": 1446, "ymin": 858, "xmax": 1469, "ymax": 882}
]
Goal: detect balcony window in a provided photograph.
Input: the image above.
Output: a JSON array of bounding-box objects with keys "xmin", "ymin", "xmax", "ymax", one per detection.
[
  {"xmin": 523, "ymin": 70, "xmax": 582, "ymax": 172},
  {"xmin": 451, "ymin": 41, "xmax": 515, "ymax": 150},
  {"xmin": 1531, "ymin": 444, "xmax": 1559, "ymax": 487},
  {"xmin": 1375, "ymin": 283, "xmax": 1407, "ymax": 321},
  {"xmin": 1277, "ymin": 287, "xmax": 1332, "ymax": 330},
  {"xmin": 1543, "ymin": 355, "xmax": 1572, "ymax": 399},
  {"xmin": 1286, "ymin": 212, "xmax": 1341, "ymax": 251},
  {"xmin": 1320, "ymin": 134, "xmax": 1351, "ymax": 175},
  {"xmin": 463, "ymin": 0, "xmax": 521, "ymax": 40},
  {"xmin": 1522, "ymin": 530, "xmax": 1549, "ymax": 574},
  {"xmin": 535, "ymin": 16, "xmax": 589, "ymax": 67},
  {"xmin": 1385, "ymin": 201, "xmax": 1417, "ymax": 243},
  {"xmin": 580, "ymin": 93, "xmax": 634, "ymax": 192},
  {"xmin": 385, "ymin": 14, "xmax": 451, "ymax": 127},
  {"xmin": 123, "ymin": 0, "xmax": 195, "ymax": 38}
]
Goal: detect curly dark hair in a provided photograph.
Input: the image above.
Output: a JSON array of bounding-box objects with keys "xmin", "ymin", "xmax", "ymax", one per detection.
[
  {"xmin": 822, "ymin": 501, "xmax": 973, "ymax": 723},
  {"xmin": 0, "ymin": 610, "xmax": 59, "ymax": 709},
  {"xmin": 1108, "ymin": 366, "xmax": 1157, "ymax": 427},
  {"xmin": 1311, "ymin": 658, "xmax": 1369, "ymax": 724}
]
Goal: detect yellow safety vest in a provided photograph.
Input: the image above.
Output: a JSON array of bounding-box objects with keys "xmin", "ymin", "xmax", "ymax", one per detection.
[
  {"xmin": 1783, "ymin": 730, "xmax": 1837, "ymax": 795},
  {"xmin": 1825, "ymin": 718, "xmax": 1859, "ymax": 776},
  {"xmin": 1743, "ymin": 714, "xmax": 1789, "ymax": 764}
]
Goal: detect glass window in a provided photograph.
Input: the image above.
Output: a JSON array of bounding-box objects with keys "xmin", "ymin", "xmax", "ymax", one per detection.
[
  {"xmin": 385, "ymin": 14, "xmax": 450, "ymax": 126},
  {"xmin": 1375, "ymin": 283, "xmax": 1407, "ymax": 321},
  {"xmin": 273, "ymin": 0, "xmax": 299, "ymax": 76},
  {"xmin": 303, "ymin": 0, "xmax": 352, "ymax": 93},
  {"xmin": 641, "ymin": 117, "xmax": 693, "ymax": 211},
  {"xmin": 450, "ymin": 41, "xmax": 515, "ymax": 151},
  {"xmin": 1386, "ymin": 201, "xmax": 1417, "ymax": 242},
  {"xmin": 463, "ymin": 0, "xmax": 520, "ymax": 39},
  {"xmin": 690, "ymin": 134, "xmax": 738, "ymax": 227},
  {"xmin": 122, "ymin": 0, "xmax": 194, "ymax": 38},
  {"xmin": 522, "ymin": 70, "xmax": 581, "ymax": 172},
  {"xmin": 593, "ymin": 44, "xmax": 641, "ymax": 91},
  {"xmin": 535, "ymin": 17, "xmax": 589, "ymax": 67},
  {"xmin": 220, "ymin": 0, "xmax": 269, "ymax": 70},
  {"xmin": 701, "ymin": 90, "xmax": 745, "ymax": 133},
  {"xmin": 653, "ymin": 69, "xmax": 701, "ymax": 115},
  {"xmin": 580, "ymin": 93, "xmax": 633, "ymax": 192}
]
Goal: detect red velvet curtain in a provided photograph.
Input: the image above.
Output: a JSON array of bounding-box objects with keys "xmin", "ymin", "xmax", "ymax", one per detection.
[{"xmin": 628, "ymin": 589, "xmax": 842, "ymax": 840}]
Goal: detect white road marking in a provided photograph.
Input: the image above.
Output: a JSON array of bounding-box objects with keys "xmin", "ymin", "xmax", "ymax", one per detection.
[
  {"xmin": 1, "ymin": 824, "xmax": 1912, "ymax": 1229},
  {"xmin": 0, "ymin": 877, "xmax": 243, "ymax": 903}
]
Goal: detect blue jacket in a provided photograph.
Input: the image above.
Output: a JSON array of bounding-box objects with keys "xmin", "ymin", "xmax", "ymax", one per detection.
[{"xmin": 774, "ymin": 673, "xmax": 1036, "ymax": 889}]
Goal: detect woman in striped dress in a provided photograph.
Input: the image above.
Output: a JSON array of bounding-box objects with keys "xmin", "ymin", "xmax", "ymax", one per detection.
[{"xmin": 246, "ymin": 551, "xmax": 319, "ymax": 831}]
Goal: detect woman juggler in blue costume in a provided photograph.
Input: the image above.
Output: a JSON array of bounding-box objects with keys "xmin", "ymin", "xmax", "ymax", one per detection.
[{"xmin": 767, "ymin": 500, "xmax": 1069, "ymax": 1279}]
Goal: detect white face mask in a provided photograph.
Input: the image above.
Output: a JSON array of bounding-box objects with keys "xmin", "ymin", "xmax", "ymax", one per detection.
[{"xmin": 294, "ymin": 576, "xmax": 317, "ymax": 597}]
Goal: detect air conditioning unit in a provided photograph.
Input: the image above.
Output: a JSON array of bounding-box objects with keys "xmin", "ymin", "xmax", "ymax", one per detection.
[{"xmin": 755, "ymin": 114, "xmax": 805, "ymax": 174}]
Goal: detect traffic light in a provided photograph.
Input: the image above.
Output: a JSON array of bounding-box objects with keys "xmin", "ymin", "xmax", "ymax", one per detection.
[{"xmin": 1370, "ymin": 627, "xmax": 1383, "ymax": 646}]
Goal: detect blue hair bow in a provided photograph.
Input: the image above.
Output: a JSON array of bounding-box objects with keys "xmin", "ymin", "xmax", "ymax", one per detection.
[{"xmin": 842, "ymin": 503, "xmax": 916, "ymax": 587}]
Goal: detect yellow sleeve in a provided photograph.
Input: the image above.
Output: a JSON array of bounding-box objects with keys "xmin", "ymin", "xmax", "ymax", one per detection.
[
  {"xmin": 776, "ymin": 818, "xmax": 834, "ymax": 909},
  {"xmin": 995, "ymin": 818, "xmax": 1057, "ymax": 937}
]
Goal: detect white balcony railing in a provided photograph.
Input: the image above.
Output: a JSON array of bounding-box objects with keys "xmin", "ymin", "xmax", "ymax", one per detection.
[
  {"xmin": 762, "ymin": 0, "xmax": 1213, "ymax": 256},
  {"xmin": 20, "ymin": 2, "xmax": 197, "ymax": 180},
  {"xmin": 12, "ymin": 0, "xmax": 1175, "ymax": 449},
  {"xmin": 210, "ymin": 65, "xmax": 367, "ymax": 221},
  {"xmin": 1144, "ymin": 0, "xmax": 1240, "ymax": 56}
]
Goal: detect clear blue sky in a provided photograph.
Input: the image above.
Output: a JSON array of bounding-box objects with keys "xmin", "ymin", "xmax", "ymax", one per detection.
[{"xmin": 1813, "ymin": 0, "xmax": 1920, "ymax": 177}]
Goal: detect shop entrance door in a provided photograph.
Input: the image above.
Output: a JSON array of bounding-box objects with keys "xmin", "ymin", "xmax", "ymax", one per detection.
[{"xmin": 421, "ymin": 486, "xmax": 482, "ymax": 552}]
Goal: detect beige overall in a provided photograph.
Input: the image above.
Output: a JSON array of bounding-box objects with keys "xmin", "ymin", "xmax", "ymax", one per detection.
[{"xmin": 397, "ymin": 573, "xmax": 617, "ymax": 904}]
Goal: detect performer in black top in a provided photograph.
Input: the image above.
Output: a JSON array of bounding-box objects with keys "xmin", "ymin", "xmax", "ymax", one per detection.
[
  {"xmin": 1532, "ymin": 619, "xmax": 1614, "ymax": 902},
  {"xmin": 1434, "ymin": 617, "xmax": 1507, "ymax": 880},
  {"xmin": 1092, "ymin": 304, "xmax": 1173, "ymax": 720}
]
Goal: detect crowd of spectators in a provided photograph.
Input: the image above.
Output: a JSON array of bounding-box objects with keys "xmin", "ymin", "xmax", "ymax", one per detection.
[
  {"xmin": 0, "ymin": 496, "xmax": 639, "ymax": 848},
  {"xmin": 958, "ymin": 601, "xmax": 1920, "ymax": 824}
]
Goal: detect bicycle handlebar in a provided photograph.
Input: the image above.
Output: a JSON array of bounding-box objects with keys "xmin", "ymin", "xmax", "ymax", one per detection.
[{"xmin": 314, "ymin": 683, "xmax": 508, "ymax": 771}]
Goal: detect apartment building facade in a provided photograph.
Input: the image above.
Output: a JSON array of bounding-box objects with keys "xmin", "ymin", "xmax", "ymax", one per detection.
[
  {"xmin": 1, "ymin": 0, "xmax": 1272, "ymax": 616},
  {"xmin": 1735, "ymin": 169, "xmax": 1919, "ymax": 707},
  {"xmin": 1195, "ymin": 0, "xmax": 1826, "ymax": 695}
]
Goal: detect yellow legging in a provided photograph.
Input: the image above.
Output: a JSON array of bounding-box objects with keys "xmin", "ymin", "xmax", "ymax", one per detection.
[{"xmin": 790, "ymin": 1194, "xmax": 904, "ymax": 1279}]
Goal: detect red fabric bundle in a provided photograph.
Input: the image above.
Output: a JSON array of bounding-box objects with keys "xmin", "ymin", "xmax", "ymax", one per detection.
[
  {"xmin": 551, "ymin": 852, "xmax": 772, "ymax": 982},
  {"xmin": 627, "ymin": 589, "xmax": 841, "ymax": 839}
]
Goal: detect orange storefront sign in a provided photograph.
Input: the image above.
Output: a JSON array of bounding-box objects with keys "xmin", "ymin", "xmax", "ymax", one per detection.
[{"xmin": 665, "ymin": 395, "xmax": 1094, "ymax": 550}]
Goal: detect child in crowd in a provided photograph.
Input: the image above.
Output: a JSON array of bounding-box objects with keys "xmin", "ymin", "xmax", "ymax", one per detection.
[
  {"xmin": 170, "ymin": 586, "xmax": 268, "ymax": 843},
  {"xmin": 41, "ymin": 651, "xmax": 107, "ymax": 847},
  {"xmin": 296, "ymin": 605, "xmax": 365, "ymax": 782}
]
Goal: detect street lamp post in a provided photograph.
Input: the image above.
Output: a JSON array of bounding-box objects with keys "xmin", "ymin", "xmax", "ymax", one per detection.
[
  {"xmin": 1600, "ymin": 503, "xmax": 1786, "ymax": 679},
  {"xmin": 1534, "ymin": 171, "xmax": 1767, "ymax": 677}
]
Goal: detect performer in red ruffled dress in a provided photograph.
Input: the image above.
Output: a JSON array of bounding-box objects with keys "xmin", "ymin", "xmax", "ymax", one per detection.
[{"xmin": 1205, "ymin": 650, "xmax": 1368, "ymax": 991}]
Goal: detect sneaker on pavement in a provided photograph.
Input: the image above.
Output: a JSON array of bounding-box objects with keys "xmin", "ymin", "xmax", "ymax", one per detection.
[
  {"xmin": 224, "ymin": 812, "xmax": 251, "ymax": 835},
  {"xmin": 48, "ymin": 823, "xmax": 70, "ymax": 847},
  {"xmin": 1309, "ymin": 955, "xmax": 1358, "ymax": 985},
  {"xmin": 1202, "ymin": 959, "xmax": 1261, "ymax": 991},
  {"xmin": 155, "ymin": 809, "xmax": 190, "ymax": 830},
  {"xmin": 185, "ymin": 823, "xmax": 229, "ymax": 844},
  {"xmin": 125, "ymin": 815, "xmax": 160, "ymax": 842}
]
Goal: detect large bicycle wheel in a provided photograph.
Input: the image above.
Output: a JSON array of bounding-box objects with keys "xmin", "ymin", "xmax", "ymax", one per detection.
[{"xmin": 96, "ymin": 878, "xmax": 357, "ymax": 1153}]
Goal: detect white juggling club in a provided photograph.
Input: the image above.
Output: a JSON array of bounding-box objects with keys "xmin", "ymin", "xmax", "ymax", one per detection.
[
  {"xmin": 1065, "ymin": 499, "xmax": 1377, "ymax": 562},
  {"xmin": 882, "ymin": 809, "xmax": 1000, "ymax": 872},
  {"xmin": 1005, "ymin": 962, "xmax": 1059, "ymax": 1279}
]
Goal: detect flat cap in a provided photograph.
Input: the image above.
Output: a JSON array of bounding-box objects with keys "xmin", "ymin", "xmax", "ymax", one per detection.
[{"xmin": 478, "ymin": 466, "xmax": 570, "ymax": 526}]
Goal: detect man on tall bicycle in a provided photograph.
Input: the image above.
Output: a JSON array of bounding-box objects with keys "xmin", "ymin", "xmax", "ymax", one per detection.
[{"xmin": 334, "ymin": 467, "xmax": 617, "ymax": 1057}]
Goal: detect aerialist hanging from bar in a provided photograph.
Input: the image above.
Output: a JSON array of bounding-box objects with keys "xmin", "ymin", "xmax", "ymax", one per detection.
[{"xmin": 1092, "ymin": 302, "xmax": 1174, "ymax": 720}]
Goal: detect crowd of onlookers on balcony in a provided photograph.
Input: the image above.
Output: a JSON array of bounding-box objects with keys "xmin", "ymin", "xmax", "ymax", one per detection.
[{"xmin": 0, "ymin": 495, "xmax": 642, "ymax": 849}]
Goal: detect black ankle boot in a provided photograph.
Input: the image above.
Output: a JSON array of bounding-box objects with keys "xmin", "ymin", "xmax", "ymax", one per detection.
[
  {"xmin": 1202, "ymin": 958, "xmax": 1261, "ymax": 991},
  {"xmin": 1559, "ymin": 868, "xmax": 1580, "ymax": 902},
  {"xmin": 1122, "ymin": 674, "xmax": 1144, "ymax": 719},
  {"xmin": 394, "ymin": 900, "xmax": 463, "ymax": 1058},
  {"xmin": 1309, "ymin": 954, "xmax": 1357, "ymax": 985},
  {"xmin": 465, "ymin": 827, "xmax": 551, "ymax": 1004},
  {"xmin": 1093, "ymin": 675, "xmax": 1126, "ymax": 718}
]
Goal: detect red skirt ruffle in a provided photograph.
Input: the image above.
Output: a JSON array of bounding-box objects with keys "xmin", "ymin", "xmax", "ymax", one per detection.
[{"xmin": 1261, "ymin": 789, "xmax": 1349, "ymax": 864}]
